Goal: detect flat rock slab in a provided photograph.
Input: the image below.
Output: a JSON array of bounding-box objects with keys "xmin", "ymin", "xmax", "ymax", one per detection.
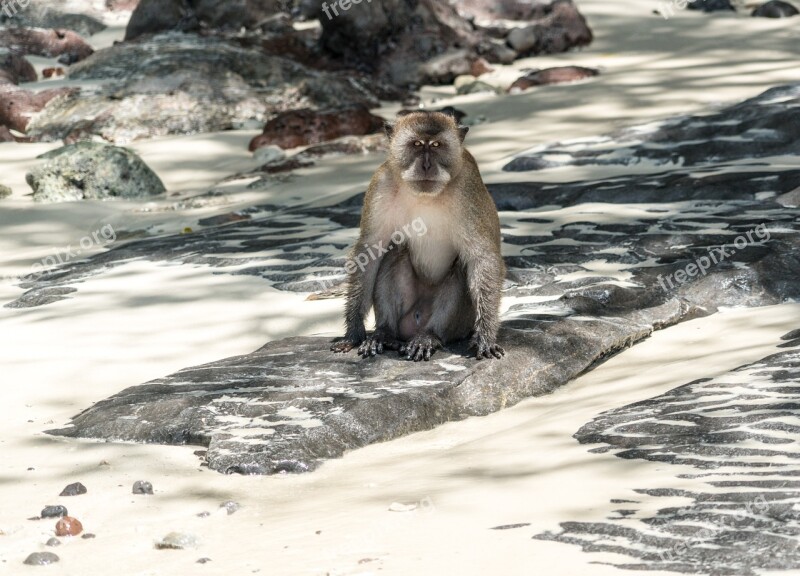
[
  {"xmin": 33, "ymin": 83, "xmax": 800, "ymax": 475},
  {"xmin": 536, "ymin": 336, "xmax": 800, "ymax": 575}
]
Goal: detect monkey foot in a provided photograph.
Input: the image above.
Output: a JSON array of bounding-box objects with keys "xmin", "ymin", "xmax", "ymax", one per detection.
[
  {"xmin": 471, "ymin": 336, "xmax": 505, "ymax": 360},
  {"xmin": 358, "ymin": 331, "xmax": 401, "ymax": 358},
  {"xmin": 330, "ymin": 340, "xmax": 356, "ymax": 354},
  {"xmin": 400, "ymin": 334, "xmax": 441, "ymax": 362}
]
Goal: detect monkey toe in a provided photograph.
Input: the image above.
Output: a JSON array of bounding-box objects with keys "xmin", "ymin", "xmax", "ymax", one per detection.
[
  {"xmin": 400, "ymin": 335, "xmax": 440, "ymax": 361},
  {"xmin": 331, "ymin": 341, "xmax": 356, "ymax": 354},
  {"xmin": 471, "ymin": 337, "xmax": 505, "ymax": 360}
]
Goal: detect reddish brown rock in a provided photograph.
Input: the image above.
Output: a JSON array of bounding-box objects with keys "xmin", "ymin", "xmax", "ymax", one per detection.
[
  {"xmin": 0, "ymin": 125, "xmax": 16, "ymax": 141},
  {"xmin": 0, "ymin": 28, "xmax": 94, "ymax": 64},
  {"xmin": 0, "ymin": 51, "xmax": 37, "ymax": 84},
  {"xmin": 249, "ymin": 106, "xmax": 386, "ymax": 152},
  {"xmin": 509, "ymin": 66, "xmax": 599, "ymax": 92},
  {"xmin": 470, "ymin": 57, "xmax": 495, "ymax": 77},
  {"xmin": 0, "ymin": 83, "xmax": 76, "ymax": 132},
  {"xmin": 54, "ymin": 516, "xmax": 83, "ymax": 537},
  {"xmin": 42, "ymin": 67, "xmax": 65, "ymax": 79}
]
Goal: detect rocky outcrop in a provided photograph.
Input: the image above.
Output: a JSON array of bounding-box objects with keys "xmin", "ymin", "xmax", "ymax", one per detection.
[
  {"xmin": 26, "ymin": 33, "xmax": 379, "ymax": 144},
  {"xmin": 537, "ymin": 339, "xmax": 800, "ymax": 575},
  {"xmin": 26, "ymin": 142, "xmax": 166, "ymax": 203},
  {"xmin": 249, "ymin": 106, "xmax": 385, "ymax": 151},
  {"xmin": 0, "ymin": 27, "xmax": 94, "ymax": 65},
  {"xmin": 316, "ymin": 0, "xmax": 592, "ymax": 87}
]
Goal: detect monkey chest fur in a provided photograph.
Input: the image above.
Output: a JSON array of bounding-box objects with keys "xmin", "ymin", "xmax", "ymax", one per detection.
[{"xmin": 379, "ymin": 191, "xmax": 459, "ymax": 285}]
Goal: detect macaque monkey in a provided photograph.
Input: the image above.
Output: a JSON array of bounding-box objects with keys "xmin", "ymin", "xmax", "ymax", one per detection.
[{"xmin": 331, "ymin": 110, "xmax": 505, "ymax": 361}]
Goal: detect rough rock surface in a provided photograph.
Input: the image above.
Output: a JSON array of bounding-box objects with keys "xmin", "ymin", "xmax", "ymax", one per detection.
[
  {"xmin": 249, "ymin": 106, "xmax": 385, "ymax": 151},
  {"xmin": 0, "ymin": 83, "xmax": 76, "ymax": 133},
  {"xmin": 23, "ymin": 83, "xmax": 799, "ymax": 475},
  {"xmin": 0, "ymin": 27, "xmax": 94, "ymax": 64},
  {"xmin": 26, "ymin": 142, "xmax": 166, "ymax": 203},
  {"xmin": 508, "ymin": 66, "xmax": 599, "ymax": 92},
  {"xmin": 504, "ymin": 83, "xmax": 800, "ymax": 172},
  {"xmin": 0, "ymin": 2, "xmax": 106, "ymax": 37},
  {"xmin": 0, "ymin": 50, "xmax": 37, "ymax": 84},
  {"xmin": 27, "ymin": 33, "xmax": 379, "ymax": 144},
  {"xmin": 537, "ymin": 338, "xmax": 800, "ymax": 575},
  {"xmin": 124, "ymin": 0, "xmax": 288, "ymax": 40}
]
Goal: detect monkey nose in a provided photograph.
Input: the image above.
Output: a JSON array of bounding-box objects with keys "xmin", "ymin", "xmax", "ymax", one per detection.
[{"xmin": 422, "ymin": 153, "xmax": 432, "ymax": 172}]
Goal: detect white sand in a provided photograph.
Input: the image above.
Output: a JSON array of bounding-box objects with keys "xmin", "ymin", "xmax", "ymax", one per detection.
[{"xmin": 1, "ymin": 1, "xmax": 799, "ymax": 573}]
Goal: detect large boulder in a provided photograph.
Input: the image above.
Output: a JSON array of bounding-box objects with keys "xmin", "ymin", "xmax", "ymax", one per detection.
[
  {"xmin": 26, "ymin": 142, "xmax": 166, "ymax": 203},
  {"xmin": 26, "ymin": 33, "xmax": 379, "ymax": 144},
  {"xmin": 0, "ymin": 83, "xmax": 76, "ymax": 133},
  {"xmin": 0, "ymin": 50, "xmax": 37, "ymax": 84},
  {"xmin": 124, "ymin": 0, "xmax": 288, "ymax": 40}
]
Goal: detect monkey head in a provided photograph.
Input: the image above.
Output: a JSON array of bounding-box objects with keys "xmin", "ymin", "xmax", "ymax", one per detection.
[{"xmin": 386, "ymin": 110, "xmax": 469, "ymax": 194}]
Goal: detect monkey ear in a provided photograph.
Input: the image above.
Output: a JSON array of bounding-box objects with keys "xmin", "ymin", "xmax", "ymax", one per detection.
[
  {"xmin": 458, "ymin": 126, "xmax": 469, "ymax": 142},
  {"xmin": 384, "ymin": 122, "xmax": 395, "ymax": 139}
]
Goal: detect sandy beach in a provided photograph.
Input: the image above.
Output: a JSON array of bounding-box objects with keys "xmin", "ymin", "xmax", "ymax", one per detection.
[{"xmin": 1, "ymin": 0, "xmax": 799, "ymax": 574}]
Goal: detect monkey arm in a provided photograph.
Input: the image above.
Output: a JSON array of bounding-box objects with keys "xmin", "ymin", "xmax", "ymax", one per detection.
[{"xmin": 464, "ymin": 247, "xmax": 505, "ymax": 358}]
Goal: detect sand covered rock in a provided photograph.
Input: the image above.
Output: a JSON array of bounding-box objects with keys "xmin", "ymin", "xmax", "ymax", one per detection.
[
  {"xmin": 27, "ymin": 33, "xmax": 379, "ymax": 144},
  {"xmin": 26, "ymin": 142, "xmax": 166, "ymax": 203},
  {"xmin": 539, "ymin": 340, "xmax": 800, "ymax": 575},
  {"xmin": 505, "ymin": 82, "xmax": 800, "ymax": 171}
]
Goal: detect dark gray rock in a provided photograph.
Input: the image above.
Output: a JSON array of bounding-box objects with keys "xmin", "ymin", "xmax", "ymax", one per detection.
[
  {"xmin": 40, "ymin": 505, "xmax": 68, "ymax": 518},
  {"xmin": 752, "ymin": 0, "xmax": 799, "ymax": 17},
  {"xmin": 505, "ymin": 83, "xmax": 800, "ymax": 172},
  {"xmin": 26, "ymin": 142, "xmax": 166, "ymax": 203},
  {"xmin": 687, "ymin": 0, "xmax": 735, "ymax": 11},
  {"xmin": 45, "ymin": 537, "xmax": 61, "ymax": 547},
  {"xmin": 537, "ymin": 342, "xmax": 800, "ymax": 575},
  {"xmin": 23, "ymin": 552, "xmax": 59, "ymax": 565},
  {"xmin": 132, "ymin": 480, "xmax": 153, "ymax": 495},
  {"xmin": 59, "ymin": 482, "xmax": 86, "ymax": 496},
  {"xmin": 27, "ymin": 33, "xmax": 379, "ymax": 143}
]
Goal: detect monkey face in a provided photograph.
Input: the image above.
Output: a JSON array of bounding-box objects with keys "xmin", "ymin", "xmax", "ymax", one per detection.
[{"xmin": 387, "ymin": 111, "xmax": 468, "ymax": 194}]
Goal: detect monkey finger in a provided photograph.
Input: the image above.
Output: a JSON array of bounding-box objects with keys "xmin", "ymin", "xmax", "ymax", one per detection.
[
  {"xmin": 423, "ymin": 346, "xmax": 432, "ymax": 361},
  {"xmin": 491, "ymin": 345, "xmax": 505, "ymax": 359}
]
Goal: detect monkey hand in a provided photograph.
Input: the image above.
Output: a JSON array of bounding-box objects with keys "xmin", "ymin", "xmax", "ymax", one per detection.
[
  {"xmin": 331, "ymin": 325, "xmax": 368, "ymax": 354},
  {"xmin": 358, "ymin": 330, "xmax": 401, "ymax": 358},
  {"xmin": 331, "ymin": 340, "xmax": 357, "ymax": 353},
  {"xmin": 470, "ymin": 334, "xmax": 505, "ymax": 360},
  {"xmin": 400, "ymin": 333, "xmax": 442, "ymax": 362}
]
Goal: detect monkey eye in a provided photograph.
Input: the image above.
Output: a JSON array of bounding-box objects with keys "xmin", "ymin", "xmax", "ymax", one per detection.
[
  {"xmin": 431, "ymin": 141, "xmax": 440, "ymax": 147},
  {"xmin": 414, "ymin": 140, "xmax": 423, "ymax": 147}
]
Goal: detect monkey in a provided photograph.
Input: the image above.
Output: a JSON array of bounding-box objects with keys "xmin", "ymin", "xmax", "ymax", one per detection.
[{"xmin": 330, "ymin": 109, "xmax": 505, "ymax": 362}]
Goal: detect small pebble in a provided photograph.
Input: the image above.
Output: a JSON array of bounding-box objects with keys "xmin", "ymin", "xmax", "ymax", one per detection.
[
  {"xmin": 197, "ymin": 558, "xmax": 212, "ymax": 564},
  {"xmin": 59, "ymin": 482, "xmax": 87, "ymax": 496},
  {"xmin": 40, "ymin": 505, "xmax": 68, "ymax": 519},
  {"xmin": 388, "ymin": 502, "xmax": 417, "ymax": 512},
  {"xmin": 45, "ymin": 538, "xmax": 61, "ymax": 547},
  {"xmin": 55, "ymin": 516, "xmax": 83, "ymax": 537},
  {"xmin": 155, "ymin": 532, "xmax": 198, "ymax": 550},
  {"xmin": 490, "ymin": 523, "xmax": 531, "ymax": 530},
  {"xmin": 23, "ymin": 552, "xmax": 59, "ymax": 566},
  {"xmin": 220, "ymin": 501, "xmax": 240, "ymax": 515},
  {"xmin": 81, "ymin": 533, "xmax": 96, "ymax": 539},
  {"xmin": 196, "ymin": 511, "xmax": 211, "ymax": 518},
  {"xmin": 132, "ymin": 480, "xmax": 154, "ymax": 495}
]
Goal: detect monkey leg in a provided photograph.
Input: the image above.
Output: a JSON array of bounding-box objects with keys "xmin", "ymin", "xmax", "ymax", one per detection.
[
  {"xmin": 359, "ymin": 247, "xmax": 414, "ymax": 357},
  {"xmin": 400, "ymin": 264, "xmax": 474, "ymax": 361}
]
